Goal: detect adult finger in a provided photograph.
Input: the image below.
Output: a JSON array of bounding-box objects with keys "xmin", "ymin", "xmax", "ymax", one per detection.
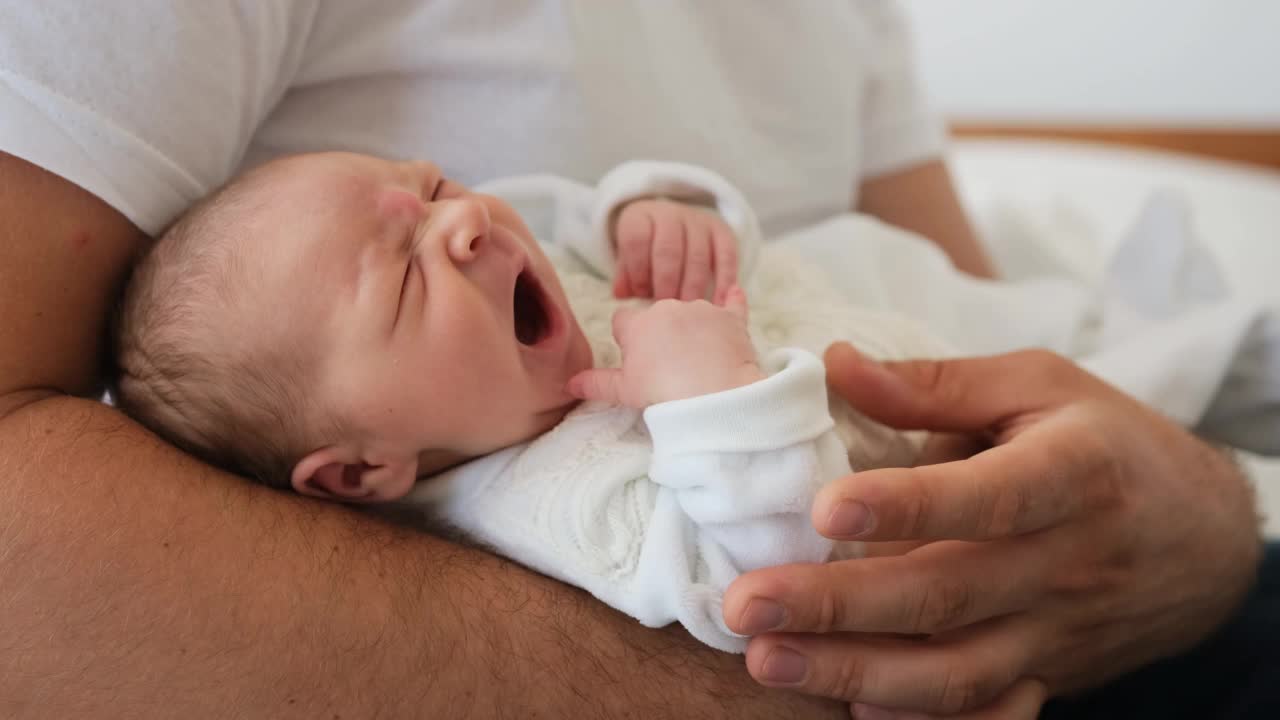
[
  {"xmin": 724, "ymin": 538, "xmax": 1051, "ymax": 637},
  {"xmin": 744, "ymin": 616, "xmax": 1033, "ymax": 715},
  {"xmin": 710, "ymin": 219, "xmax": 739, "ymax": 304},
  {"xmin": 616, "ymin": 211, "xmax": 654, "ymax": 297},
  {"xmin": 851, "ymin": 677, "xmax": 1047, "ymax": 720},
  {"xmin": 822, "ymin": 343, "xmax": 1088, "ymax": 434},
  {"xmin": 815, "ymin": 414, "xmax": 1120, "ymax": 543},
  {"xmin": 679, "ymin": 221, "xmax": 714, "ymax": 301},
  {"xmin": 650, "ymin": 210, "xmax": 685, "ymax": 299},
  {"xmin": 916, "ymin": 431, "xmax": 988, "ymax": 467}
]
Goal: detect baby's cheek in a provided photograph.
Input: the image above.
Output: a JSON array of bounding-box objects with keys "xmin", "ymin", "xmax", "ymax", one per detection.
[{"xmin": 376, "ymin": 189, "xmax": 426, "ymax": 222}]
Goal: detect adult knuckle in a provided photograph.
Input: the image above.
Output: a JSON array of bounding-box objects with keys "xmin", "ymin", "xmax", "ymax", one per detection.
[
  {"xmin": 897, "ymin": 359, "xmax": 976, "ymax": 415},
  {"xmin": 895, "ymin": 476, "xmax": 933, "ymax": 537},
  {"xmin": 934, "ymin": 666, "xmax": 988, "ymax": 715},
  {"xmin": 812, "ymin": 582, "xmax": 853, "ymax": 634},
  {"xmin": 1020, "ymin": 348, "xmax": 1076, "ymax": 386},
  {"xmin": 904, "ymin": 359, "xmax": 949, "ymax": 396},
  {"xmin": 911, "ymin": 575, "xmax": 975, "ymax": 633},
  {"xmin": 980, "ymin": 474, "xmax": 1035, "ymax": 537},
  {"xmin": 1047, "ymin": 420, "xmax": 1128, "ymax": 516},
  {"xmin": 1079, "ymin": 432, "xmax": 1129, "ymax": 512},
  {"xmin": 824, "ymin": 653, "xmax": 872, "ymax": 701}
]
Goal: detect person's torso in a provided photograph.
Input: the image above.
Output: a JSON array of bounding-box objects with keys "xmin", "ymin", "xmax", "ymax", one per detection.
[{"xmin": 243, "ymin": 0, "xmax": 880, "ymax": 235}]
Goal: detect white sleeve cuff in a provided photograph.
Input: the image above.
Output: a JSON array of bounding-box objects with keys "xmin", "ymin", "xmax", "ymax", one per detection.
[
  {"xmin": 578, "ymin": 160, "xmax": 763, "ymax": 281},
  {"xmin": 644, "ymin": 349, "xmax": 832, "ymax": 456}
]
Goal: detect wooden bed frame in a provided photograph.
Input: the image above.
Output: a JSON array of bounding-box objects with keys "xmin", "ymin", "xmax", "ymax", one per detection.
[{"xmin": 951, "ymin": 124, "xmax": 1280, "ymax": 172}]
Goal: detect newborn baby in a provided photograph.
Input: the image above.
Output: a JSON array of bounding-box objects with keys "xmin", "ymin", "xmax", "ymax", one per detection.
[{"xmin": 113, "ymin": 152, "xmax": 949, "ymax": 650}]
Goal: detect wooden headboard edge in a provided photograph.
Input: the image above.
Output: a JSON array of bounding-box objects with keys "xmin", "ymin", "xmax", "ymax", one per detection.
[{"xmin": 950, "ymin": 124, "xmax": 1280, "ymax": 171}]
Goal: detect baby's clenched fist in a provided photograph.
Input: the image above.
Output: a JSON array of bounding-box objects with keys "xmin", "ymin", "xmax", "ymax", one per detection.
[
  {"xmin": 568, "ymin": 287, "xmax": 762, "ymax": 407},
  {"xmin": 612, "ymin": 198, "xmax": 739, "ymax": 304}
]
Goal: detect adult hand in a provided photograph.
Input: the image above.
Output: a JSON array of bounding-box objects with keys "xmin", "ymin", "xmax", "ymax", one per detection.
[{"xmin": 722, "ymin": 343, "xmax": 1262, "ymax": 717}]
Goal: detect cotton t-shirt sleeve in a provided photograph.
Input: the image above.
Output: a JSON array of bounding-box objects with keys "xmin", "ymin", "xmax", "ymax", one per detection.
[
  {"xmin": 856, "ymin": 0, "xmax": 948, "ymax": 179},
  {"xmin": 0, "ymin": 1, "xmax": 315, "ymax": 234}
]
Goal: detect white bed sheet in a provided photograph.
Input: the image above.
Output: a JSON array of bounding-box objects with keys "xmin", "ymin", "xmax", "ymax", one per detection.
[{"xmin": 948, "ymin": 138, "xmax": 1280, "ymax": 536}]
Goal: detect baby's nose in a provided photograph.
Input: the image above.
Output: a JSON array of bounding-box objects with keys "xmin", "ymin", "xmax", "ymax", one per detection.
[{"xmin": 436, "ymin": 196, "xmax": 490, "ymax": 263}]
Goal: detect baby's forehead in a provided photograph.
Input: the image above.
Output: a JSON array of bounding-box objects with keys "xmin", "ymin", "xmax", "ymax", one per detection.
[
  {"xmin": 240, "ymin": 154, "xmax": 393, "ymax": 293},
  {"xmin": 270, "ymin": 152, "xmax": 403, "ymax": 191},
  {"xmin": 256, "ymin": 155, "xmax": 379, "ymax": 204}
]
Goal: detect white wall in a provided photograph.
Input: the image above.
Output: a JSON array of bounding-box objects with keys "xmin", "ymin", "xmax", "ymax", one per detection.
[{"xmin": 900, "ymin": 0, "xmax": 1280, "ymax": 126}]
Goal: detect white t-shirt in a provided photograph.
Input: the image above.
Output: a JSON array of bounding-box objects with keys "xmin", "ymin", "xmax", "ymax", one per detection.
[{"xmin": 0, "ymin": 0, "xmax": 944, "ymax": 237}]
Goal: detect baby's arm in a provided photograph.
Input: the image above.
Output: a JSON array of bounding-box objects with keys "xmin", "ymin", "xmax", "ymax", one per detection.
[
  {"xmin": 636, "ymin": 347, "xmax": 848, "ymax": 650},
  {"xmin": 566, "ymin": 291, "xmax": 848, "ymax": 650}
]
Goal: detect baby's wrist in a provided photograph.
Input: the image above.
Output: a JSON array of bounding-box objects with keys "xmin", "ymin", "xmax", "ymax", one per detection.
[{"xmin": 650, "ymin": 362, "xmax": 765, "ymax": 405}]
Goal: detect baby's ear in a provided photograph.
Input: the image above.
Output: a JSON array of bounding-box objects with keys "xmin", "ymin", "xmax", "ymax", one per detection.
[{"xmin": 291, "ymin": 446, "xmax": 417, "ymax": 503}]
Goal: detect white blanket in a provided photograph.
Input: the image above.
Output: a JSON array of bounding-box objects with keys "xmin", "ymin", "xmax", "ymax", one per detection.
[{"xmin": 775, "ymin": 192, "xmax": 1280, "ymax": 455}]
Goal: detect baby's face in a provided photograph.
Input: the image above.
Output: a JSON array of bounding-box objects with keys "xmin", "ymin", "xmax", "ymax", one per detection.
[{"xmin": 250, "ymin": 152, "xmax": 592, "ymax": 493}]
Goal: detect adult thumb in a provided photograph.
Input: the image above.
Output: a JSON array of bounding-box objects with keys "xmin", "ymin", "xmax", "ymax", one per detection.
[{"xmin": 823, "ymin": 342, "xmax": 1079, "ymax": 433}]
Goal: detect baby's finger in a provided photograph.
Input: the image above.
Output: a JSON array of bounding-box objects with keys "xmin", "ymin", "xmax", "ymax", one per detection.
[
  {"xmin": 610, "ymin": 306, "xmax": 642, "ymax": 347},
  {"xmin": 650, "ymin": 210, "xmax": 686, "ymax": 300},
  {"xmin": 722, "ymin": 284, "xmax": 749, "ymax": 321},
  {"xmin": 613, "ymin": 262, "xmax": 634, "ymax": 299},
  {"xmin": 679, "ymin": 223, "xmax": 714, "ymax": 301},
  {"xmin": 710, "ymin": 220, "xmax": 739, "ymax": 303},
  {"xmin": 616, "ymin": 212, "xmax": 654, "ymax": 297},
  {"xmin": 567, "ymin": 368, "xmax": 627, "ymax": 406}
]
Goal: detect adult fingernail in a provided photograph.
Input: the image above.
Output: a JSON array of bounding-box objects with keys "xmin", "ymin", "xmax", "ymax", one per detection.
[
  {"xmin": 760, "ymin": 646, "xmax": 808, "ymax": 685},
  {"xmin": 851, "ymin": 704, "xmax": 896, "ymax": 720},
  {"xmin": 738, "ymin": 598, "xmax": 787, "ymax": 634},
  {"xmin": 827, "ymin": 500, "xmax": 874, "ymax": 537}
]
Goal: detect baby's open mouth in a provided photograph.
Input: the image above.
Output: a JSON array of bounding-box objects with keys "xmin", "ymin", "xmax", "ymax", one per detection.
[{"xmin": 513, "ymin": 270, "xmax": 551, "ymax": 346}]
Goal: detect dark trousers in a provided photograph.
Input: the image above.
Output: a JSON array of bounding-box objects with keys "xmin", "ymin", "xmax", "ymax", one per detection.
[{"xmin": 1042, "ymin": 542, "xmax": 1280, "ymax": 719}]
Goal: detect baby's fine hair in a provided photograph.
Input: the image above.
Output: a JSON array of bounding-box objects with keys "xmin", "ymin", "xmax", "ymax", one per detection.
[{"xmin": 112, "ymin": 169, "xmax": 333, "ymax": 489}]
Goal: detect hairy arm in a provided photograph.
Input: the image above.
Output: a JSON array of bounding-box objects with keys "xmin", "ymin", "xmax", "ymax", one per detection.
[
  {"xmin": 0, "ymin": 153, "xmax": 841, "ymax": 719},
  {"xmin": 857, "ymin": 159, "xmax": 997, "ymax": 279}
]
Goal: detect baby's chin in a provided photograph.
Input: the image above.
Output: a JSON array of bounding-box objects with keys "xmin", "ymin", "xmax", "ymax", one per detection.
[{"xmin": 534, "ymin": 399, "xmax": 579, "ymax": 435}]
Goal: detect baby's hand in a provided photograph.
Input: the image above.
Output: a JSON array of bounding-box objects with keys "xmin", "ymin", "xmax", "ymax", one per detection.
[
  {"xmin": 568, "ymin": 286, "xmax": 763, "ymax": 408},
  {"xmin": 612, "ymin": 198, "xmax": 739, "ymax": 304}
]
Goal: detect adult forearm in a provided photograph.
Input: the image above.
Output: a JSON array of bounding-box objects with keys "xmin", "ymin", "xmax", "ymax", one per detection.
[
  {"xmin": 0, "ymin": 396, "xmax": 839, "ymax": 719},
  {"xmin": 857, "ymin": 159, "xmax": 997, "ymax": 279}
]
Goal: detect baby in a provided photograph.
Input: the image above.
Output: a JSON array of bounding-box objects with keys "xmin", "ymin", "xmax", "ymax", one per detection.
[{"xmin": 113, "ymin": 152, "xmax": 948, "ymax": 651}]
